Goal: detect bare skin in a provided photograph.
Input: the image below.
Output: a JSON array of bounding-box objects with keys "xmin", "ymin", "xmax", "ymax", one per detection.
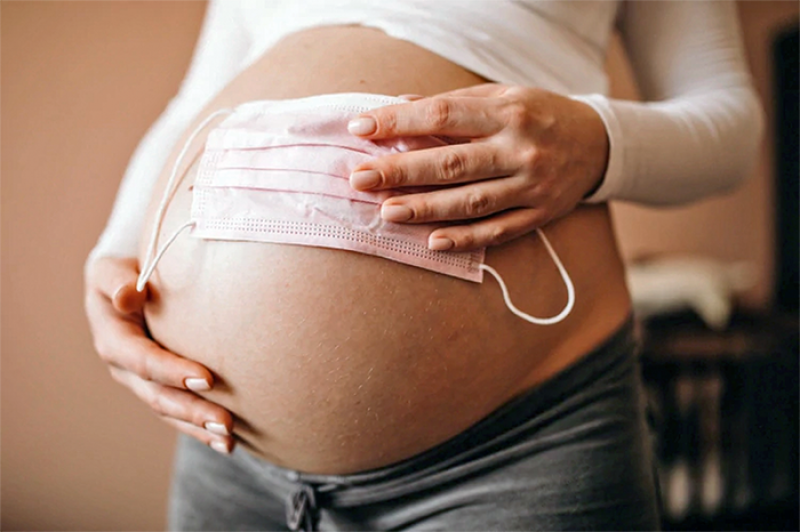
[{"xmin": 139, "ymin": 26, "xmax": 631, "ymax": 475}]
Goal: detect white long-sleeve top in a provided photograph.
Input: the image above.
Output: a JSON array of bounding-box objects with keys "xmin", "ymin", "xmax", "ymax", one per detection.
[{"xmin": 90, "ymin": 0, "xmax": 764, "ymax": 261}]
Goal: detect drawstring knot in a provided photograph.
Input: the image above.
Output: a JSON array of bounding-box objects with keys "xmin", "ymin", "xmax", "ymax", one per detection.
[{"xmin": 286, "ymin": 484, "xmax": 319, "ymax": 531}]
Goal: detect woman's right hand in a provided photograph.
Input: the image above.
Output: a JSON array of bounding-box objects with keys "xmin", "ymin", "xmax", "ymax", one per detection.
[{"xmin": 85, "ymin": 256, "xmax": 235, "ymax": 454}]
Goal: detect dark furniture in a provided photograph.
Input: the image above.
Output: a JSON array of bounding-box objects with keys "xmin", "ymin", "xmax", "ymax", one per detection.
[{"xmin": 640, "ymin": 311, "xmax": 798, "ymax": 531}]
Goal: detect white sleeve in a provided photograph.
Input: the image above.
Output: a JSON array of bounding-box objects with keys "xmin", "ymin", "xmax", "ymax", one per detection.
[
  {"xmin": 87, "ymin": 0, "xmax": 251, "ymax": 264},
  {"xmin": 572, "ymin": 0, "xmax": 765, "ymax": 205}
]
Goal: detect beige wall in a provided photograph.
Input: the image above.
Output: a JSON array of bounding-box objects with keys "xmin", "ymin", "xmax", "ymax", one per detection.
[
  {"xmin": 1, "ymin": 3, "xmax": 206, "ymax": 530},
  {"xmin": 1, "ymin": 2, "xmax": 797, "ymax": 531},
  {"xmin": 610, "ymin": 2, "xmax": 799, "ymax": 309}
]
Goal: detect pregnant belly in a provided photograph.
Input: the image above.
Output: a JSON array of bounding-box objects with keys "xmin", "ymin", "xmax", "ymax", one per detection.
[{"xmin": 140, "ymin": 26, "xmax": 632, "ymax": 475}]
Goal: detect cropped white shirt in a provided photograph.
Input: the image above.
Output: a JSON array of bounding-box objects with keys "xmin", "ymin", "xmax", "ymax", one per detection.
[{"xmin": 91, "ymin": 0, "xmax": 764, "ymax": 261}]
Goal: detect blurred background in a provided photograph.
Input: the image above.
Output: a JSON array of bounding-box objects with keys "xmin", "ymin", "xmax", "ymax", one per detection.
[{"xmin": 1, "ymin": 1, "xmax": 797, "ymax": 530}]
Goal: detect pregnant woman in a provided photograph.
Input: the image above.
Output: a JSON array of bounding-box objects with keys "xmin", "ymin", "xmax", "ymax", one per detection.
[{"xmin": 84, "ymin": 2, "xmax": 763, "ymax": 530}]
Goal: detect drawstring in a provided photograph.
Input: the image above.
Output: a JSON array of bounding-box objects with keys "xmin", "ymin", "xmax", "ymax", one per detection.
[
  {"xmin": 286, "ymin": 484, "xmax": 319, "ymax": 531},
  {"xmin": 479, "ymin": 228, "xmax": 575, "ymax": 325},
  {"xmin": 137, "ymin": 108, "xmax": 234, "ymax": 292}
]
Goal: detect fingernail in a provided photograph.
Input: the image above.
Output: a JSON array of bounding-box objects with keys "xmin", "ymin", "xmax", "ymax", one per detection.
[
  {"xmin": 348, "ymin": 117, "xmax": 377, "ymax": 136},
  {"xmin": 205, "ymin": 421, "xmax": 230, "ymax": 436},
  {"xmin": 382, "ymin": 204, "xmax": 413, "ymax": 222},
  {"xmin": 111, "ymin": 284, "xmax": 135, "ymax": 312},
  {"xmin": 350, "ymin": 170, "xmax": 382, "ymax": 190},
  {"xmin": 111, "ymin": 285, "xmax": 127, "ymax": 303},
  {"xmin": 185, "ymin": 378, "xmax": 211, "ymax": 392},
  {"xmin": 210, "ymin": 440, "xmax": 230, "ymax": 455},
  {"xmin": 429, "ymin": 236, "xmax": 454, "ymax": 251}
]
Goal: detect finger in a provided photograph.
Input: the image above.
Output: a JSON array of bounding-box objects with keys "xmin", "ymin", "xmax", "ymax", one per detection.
[
  {"xmin": 162, "ymin": 417, "xmax": 235, "ymax": 455},
  {"xmin": 90, "ymin": 256, "xmax": 147, "ymax": 313},
  {"xmin": 432, "ymin": 83, "xmax": 508, "ymax": 99},
  {"xmin": 397, "ymin": 94, "xmax": 426, "ymax": 101},
  {"xmin": 109, "ymin": 366, "xmax": 234, "ymax": 436},
  {"xmin": 349, "ymin": 97, "xmax": 506, "ymax": 139},
  {"xmin": 350, "ymin": 143, "xmax": 515, "ymax": 190},
  {"xmin": 86, "ymin": 291, "xmax": 215, "ymax": 390},
  {"xmin": 380, "ymin": 175, "xmax": 528, "ymax": 224},
  {"xmin": 428, "ymin": 208, "xmax": 547, "ymax": 251},
  {"xmin": 112, "ymin": 281, "xmax": 147, "ymax": 315}
]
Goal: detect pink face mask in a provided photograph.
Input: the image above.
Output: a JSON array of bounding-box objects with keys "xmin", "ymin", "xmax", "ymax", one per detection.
[{"xmin": 137, "ymin": 93, "xmax": 574, "ymax": 325}]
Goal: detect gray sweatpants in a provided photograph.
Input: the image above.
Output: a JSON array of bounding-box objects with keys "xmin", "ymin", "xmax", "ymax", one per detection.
[{"xmin": 168, "ymin": 318, "xmax": 660, "ymax": 531}]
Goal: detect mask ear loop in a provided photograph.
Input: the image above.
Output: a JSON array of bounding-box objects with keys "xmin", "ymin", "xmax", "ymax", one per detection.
[
  {"xmin": 137, "ymin": 108, "xmax": 234, "ymax": 292},
  {"xmin": 479, "ymin": 228, "xmax": 575, "ymax": 325}
]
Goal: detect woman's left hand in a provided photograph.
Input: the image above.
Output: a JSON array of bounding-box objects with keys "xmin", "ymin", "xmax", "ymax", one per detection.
[{"xmin": 347, "ymin": 84, "xmax": 609, "ymax": 252}]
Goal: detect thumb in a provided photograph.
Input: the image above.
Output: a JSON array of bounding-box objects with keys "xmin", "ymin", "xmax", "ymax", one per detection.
[
  {"xmin": 112, "ymin": 280, "xmax": 148, "ymax": 315},
  {"xmin": 432, "ymin": 83, "xmax": 505, "ymax": 99},
  {"xmin": 397, "ymin": 94, "xmax": 426, "ymax": 102},
  {"xmin": 89, "ymin": 256, "xmax": 148, "ymax": 314}
]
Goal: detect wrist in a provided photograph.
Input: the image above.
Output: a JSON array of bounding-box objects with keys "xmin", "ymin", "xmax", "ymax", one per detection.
[
  {"xmin": 570, "ymin": 98, "xmax": 610, "ymax": 199},
  {"xmin": 568, "ymin": 93, "xmax": 623, "ymax": 204},
  {"xmin": 584, "ymin": 121, "xmax": 609, "ymax": 200}
]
